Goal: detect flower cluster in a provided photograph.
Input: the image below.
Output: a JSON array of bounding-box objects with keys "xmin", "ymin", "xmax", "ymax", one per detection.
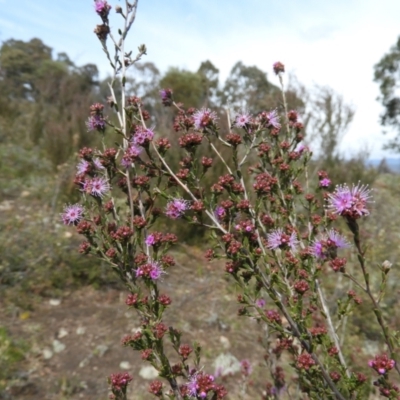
[
  {"xmin": 165, "ymin": 198, "xmax": 190, "ymax": 219},
  {"xmin": 135, "ymin": 261, "xmax": 165, "ymax": 281},
  {"xmin": 328, "ymin": 183, "xmax": 372, "ymax": 219},
  {"xmin": 160, "ymin": 88, "xmax": 173, "ymax": 106},
  {"xmin": 193, "ymin": 108, "xmax": 218, "ymax": 131},
  {"xmin": 61, "ymin": 204, "xmax": 84, "ymax": 226},
  {"xmin": 181, "ymin": 371, "xmax": 227, "ymax": 399},
  {"xmin": 62, "ymin": 4, "xmax": 391, "ymax": 399},
  {"xmin": 266, "ymin": 228, "xmax": 298, "ymax": 252},
  {"xmin": 109, "ymin": 372, "xmax": 133, "ymax": 393},
  {"xmin": 369, "ymin": 354, "xmax": 396, "ymax": 375},
  {"xmin": 310, "ymin": 229, "xmax": 349, "ymax": 259}
]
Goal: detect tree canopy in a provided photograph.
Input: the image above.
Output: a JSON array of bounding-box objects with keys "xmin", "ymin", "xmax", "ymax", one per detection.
[{"xmin": 374, "ymin": 35, "xmax": 400, "ymax": 151}]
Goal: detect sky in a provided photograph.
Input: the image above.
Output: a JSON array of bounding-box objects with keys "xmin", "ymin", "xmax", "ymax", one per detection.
[{"xmin": 1, "ymin": 0, "xmax": 400, "ymax": 160}]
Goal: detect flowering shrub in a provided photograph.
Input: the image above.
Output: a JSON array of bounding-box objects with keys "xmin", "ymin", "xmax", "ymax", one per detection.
[{"xmin": 60, "ymin": 1, "xmax": 400, "ymax": 398}]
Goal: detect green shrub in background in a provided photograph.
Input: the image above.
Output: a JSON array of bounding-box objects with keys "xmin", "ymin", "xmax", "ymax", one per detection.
[{"xmin": 0, "ymin": 327, "xmax": 28, "ymax": 390}]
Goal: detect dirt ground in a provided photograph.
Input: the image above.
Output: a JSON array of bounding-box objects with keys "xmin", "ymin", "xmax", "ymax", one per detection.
[{"xmin": 0, "ymin": 247, "xmax": 267, "ymax": 399}]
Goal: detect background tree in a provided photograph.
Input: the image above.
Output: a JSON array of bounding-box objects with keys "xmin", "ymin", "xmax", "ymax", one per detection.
[
  {"xmin": 197, "ymin": 60, "xmax": 219, "ymax": 107},
  {"xmin": 374, "ymin": 35, "xmax": 400, "ymax": 151},
  {"xmin": 160, "ymin": 67, "xmax": 204, "ymax": 108},
  {"xmin": 0, "ymin": 38, "xmax": 101, "ymax": 167},
  {"xmin": 289, "ymin": 77, "xmax": 377, "ymax": 185},
  {"xmin": 220, "ymin": 61, "xmax": 279, "ymax": 112}
]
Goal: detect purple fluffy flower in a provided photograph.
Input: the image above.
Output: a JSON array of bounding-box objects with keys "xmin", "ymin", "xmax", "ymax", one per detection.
[
  {"xmin": 186, "ymin": 372, "xmax": 214, "ymax": 398},
  {"xmin": 266, "ymin": 228, "xmax": 298, "ymax": 252},
  {"xmin": 83, "ymin": 176, "xmax": 110, "ymax": 197},
  {"xmin": 235, "ymin": 112, "xmax": 251, "ymax": 128},
  {"xmin": 273, "ymin": 61, "xmax": 285, "ymax": 75},
  {"xmin": 187, "ymin": 374, "xmax": 200, "ymax": 398},
  {"xmin": 296, "ymin": 144, "xmax": 309, "ymax": 154},
  {"xmin": 133, "ymin": 126, "xmax": 154, "ymax": 146},
  {"xmin": 319, "ymin": 178, "xmax": 331, "ymax": 188},
  {"xmin": 136, "ymin": 261, "xmax": 165, "ymax": 281},
  {"xmin": 214, "ymin": 206, "xmax": 226, "ymax": 221},
  {"xmin": 310, "ymin": 230, "xmax": 349, "ymax": 259},
  {"xmin": 145, "ymin": 234, "xmax": 156, "ymax": 246},
  {"xmin": 193, "ymin": 108, "xmax": 218, "ymax": 130},
  {"xmin": 368, "ymin": 354, "xmax": 396, "ymax": 375},
  {"xmin": 94, "ymin": 0, "xmax": 111, "ymax": 16},
  {"xmin": 255, "ymin": 298, "xmax": 266, "ymax": 308},
  {"xmin": 240, "ymin": 359, "xmax": 253, "ymax": 377},
  {"xmin": 127, "ymin": 144, "xmax": 142, "ymax": 157},
  {"xmin": 76, "ymin": 159, "xmax": 91, "ymax": 175},
  {"xmin": 121, "ymin": 144, "xmax": 142, "ymax": 169},
  {"xmin": 328, "ymin": 183, "xmax": 372, "ymax": 219},
  {"xmin": 149, "ymin": 261, "xmax": 165, "ymax": 280},
  {"xmin": 160, "ymin": 88, "xmax": 173, "ymax": 106},
  {"xmin": 267, "ymin": 110, "xmax": 281, "ymax": 129},
  {"xmin": 61, "ymin": 204, "xmax": 84, "ymax": 225},
  {"xmin": 93, "ymin": 157, "xmax": 105, "ymax": 170},
  {"xmin": 165, "ymin": 198, "xmax": 190, "ymax": 219},
  {"xmin": 86, "ymin": 115, "xmax": 106, "ymax": 132}
]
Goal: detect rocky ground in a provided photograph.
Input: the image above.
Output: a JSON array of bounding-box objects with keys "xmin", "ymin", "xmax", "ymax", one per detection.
[{"xmin": 0, "ymin": 247, "xmax": 267, "ymax": 399}]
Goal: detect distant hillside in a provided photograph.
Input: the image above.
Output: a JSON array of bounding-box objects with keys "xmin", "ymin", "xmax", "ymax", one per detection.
[{"xmin": 367, "ymin": 158, "xmax": 400, "ymax": 172}]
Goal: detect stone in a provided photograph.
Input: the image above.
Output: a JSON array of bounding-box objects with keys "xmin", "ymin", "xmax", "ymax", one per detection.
[
  {"xmin": 138, "ymin": 365, "xmax": 158, "ymax": 380},
  {"xmin": 213, "ymin": 353, "xmax": 241, "ymax": 376}
]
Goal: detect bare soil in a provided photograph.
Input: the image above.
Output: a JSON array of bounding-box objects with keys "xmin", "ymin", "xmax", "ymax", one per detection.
[{"xmin": 1, "ymin": 247, "xmax": 266, "ymax": 399}]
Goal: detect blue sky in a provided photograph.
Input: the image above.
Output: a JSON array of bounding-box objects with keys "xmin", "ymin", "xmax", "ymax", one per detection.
[{"xmin": 1, "ymin": 0, "xmax": 400, "ymax": 159}]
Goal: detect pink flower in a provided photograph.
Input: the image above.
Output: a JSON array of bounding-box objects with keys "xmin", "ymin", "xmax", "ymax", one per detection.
[
  {"xmin": 85, "ymin": 115, "xmax": 106, "ymax": 132},
  {"xmin": 214, "ymin": 206, "xmax": 226, "ymax": 221},
  {"xmin": 135, "ymin": 261, "xmax": 165, "ymax": 281},
  {"xmin": 273, "ymin": 61, "xmax": 285, "ymax": 75},
  {"xmin": 160, "ymin": 88, "xmax": 173, "ymax": 106},
  {"xmin": 149, "ymin": 261, "xmax": 165, "ymax": 280},
  {"xmin": 267, "ymin": 110, "xmax": 281, "ymax": 129},
  {"xmin": 319, "ymin": 178, "xmax": 331, "ymax": 188},
  {"xmin": 83, "ymin": 176, "xmax": 110, "ymax": 197},
  {"xmin": 109, "ymin": 372, "xmax": 132, "ymax": 392},
  {"xmin": 121, "ymin": 144, "xmax": 142, "ymax": 169},
  {"xmin": 93, "ymin": 157, "xmax": 105, "ymax": 170},
  {"xmin": 235, "ymin": 112, "xmax": 252, "ymax": 128},
  {"xmin": 133, "ymin": 126, "xmax": 154, "ymax": 146},
  {"xmin": 186, "ymin": 372, "xmax": 215, "ymax": 398},
  {"xmin": 193, "ymin": 108, "xmax": 218, "ymax": 130},
  {"xmin": 369, "ymin": 354, "xmax": 395, "ymax": 375},
  {"xmin": 296, "ymin": 144, "xmax": 310, "ymax": 154},
  {"xmin": 328, "ymin": 183, "xmax": 372, "ymax": 219},
  {"xmin": 255, "ymin": 298, "xmax": 266, "ymax": 308},
  {"xmin": 61, "ymin": 204, "xmax": 84, "ymax": 225},
  {"xmin": 267, "ymin": 228, "xmax": 298, "ymax": 252},
  {"xmin": 165, "ymin": 198, "xmax": 190, "ymax": 219},
  {"xmin": 76, "ymin": 159, "xmax": 91, "ymax": 175},
  {"xmin": 145, "ymin": 234, "xmax": 156, "ymax": 246},
  {"xmin": 310, "ymin": 230, "xmax": 349, "ymax": 259},
  {"xmin": 94, "ymin": 0, "xmax": 111, "ymax": 17},
  {"xmin": 240, "ymin": 359, "xmax": 252, "ymax": 376}
]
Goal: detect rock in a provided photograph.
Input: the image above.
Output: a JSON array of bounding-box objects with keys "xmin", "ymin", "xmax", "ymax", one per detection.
[
  {"xmin": 138, "ymin": 365, "xmax": 158, "ymax": 380},
  {"xmin": 79, "ymin": 355, "xmax": 92, "ymax": 368},
  {"xmin": 49, "ymin": 299, "xmax": 61, "ymax": 306},
  {"xmin": 52, "ymin": 340, "xmax": 66, "ymax": 353},
  {"xmin": 42, "ymin": 348, "xmax": 53, "ymax": 360},
  {"xmin": 94, "ymin": 344, "xmax": 109, "ymax": 358},
  {"xmin": 58, "ymin": 328, "xmax": 68, "ymax": 338},
  {"xmin": 119, "ymin": 361, "xmax": 132, "ymax": 370},
  {"xmin": 213, "ymin": 353, "xmax": 241, "ymax": 376},
  {"xmin": 219, "ymin": 335, "xmax": 231, "ymax": 349},
  {"xmin": 76, "ymin": 326, "xmax": 86, "ymax": 335}
]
